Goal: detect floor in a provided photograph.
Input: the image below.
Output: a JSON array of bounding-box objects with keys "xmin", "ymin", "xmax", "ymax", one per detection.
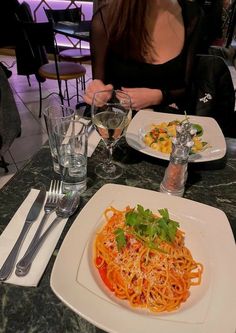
[
  {"xmin": 0, "ymin": 54, "xmax": 92, "ymax": 189},
  {"xmin": 0, "ymin": 53, "xmax": 236, "ymax": 190}
]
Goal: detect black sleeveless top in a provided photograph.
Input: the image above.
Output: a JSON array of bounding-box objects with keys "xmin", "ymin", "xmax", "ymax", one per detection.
[{"xmin": 105, "ymin": 51, "xmax": 186, "ymax": 92}]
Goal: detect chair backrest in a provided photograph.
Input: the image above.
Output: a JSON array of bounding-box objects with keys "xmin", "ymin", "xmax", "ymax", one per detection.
[
  {"xmin": 16, "ymin": 1, "xmax": 33, "ymax": 23},
  {"xmin": 0, "ymin": 66, "xmax": 21, "ymax": 154},
  {"xmin": 44, "ymin": 7, "xmax": 85, "ymax": 50},
  {"xmin": 15, "ymin": 21, "xmax": 57, "ymax": 80},
  {"xmin": 15, "ymin": 3, "xmax": 49, "ymax": 78},
  {"xmin": 189, "ymin": 54, "xmax": 236, "ymax": 137},
  {"xmin": 20, "ymin": 21, "xmax": 55, "ymax": 53},
  {"xmin": 44, "ymin": 7, "xmax": 84, "ymax": 24}
]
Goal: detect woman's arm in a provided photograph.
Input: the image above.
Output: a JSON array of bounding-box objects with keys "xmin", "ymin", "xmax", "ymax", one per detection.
[
  {"xmin": 90, "ymin": 6, "xmax": 109, "ymax": 81},
  {"xmin": 83, "ymin": 6, "xmax": 113, "ymax": 105}
]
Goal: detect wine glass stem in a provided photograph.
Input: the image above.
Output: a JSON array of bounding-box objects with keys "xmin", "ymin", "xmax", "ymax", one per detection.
[{"xmin": 106, "ymin": 144, "xmax": 113, "ymax": 165}]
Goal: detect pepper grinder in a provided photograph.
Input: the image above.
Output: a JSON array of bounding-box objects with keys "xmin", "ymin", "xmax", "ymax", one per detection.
[{"xmin": 160, "ymin": 121, "xmax": 195, "ymax": 197}]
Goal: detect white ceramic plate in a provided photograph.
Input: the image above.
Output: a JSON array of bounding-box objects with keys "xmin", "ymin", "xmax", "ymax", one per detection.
[
  {"xmin": 50, "ymin": 184, "xmax": 236, "ymax": 333},
  {"xmin": 125, "ymin": 110, "xmax": 226, "ymax": 162}
]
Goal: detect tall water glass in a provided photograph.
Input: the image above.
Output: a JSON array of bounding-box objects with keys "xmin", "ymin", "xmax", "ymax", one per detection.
[
  {"xmin": 54, "ymin": 120, "xmax": 88, "ymax": 193},
  {"xmin": 43, "ymin": 105, "xmax": 75, "ymax": 173}
]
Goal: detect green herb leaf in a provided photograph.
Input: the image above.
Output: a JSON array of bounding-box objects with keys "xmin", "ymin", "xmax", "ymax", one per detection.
[
  {"xmin": 158, "ymin": 208, "xmax": 169, "ymax": 220},
  {"xmin": 125, "ymin": 205, "xmax": 180, "ymax": 248},
  {"xmin": 114, "ymin": 228, "xmax": 126, "ymax": 251},
  {"xmin": 125, "ymin": 211, "xmax": 139, "ymax": 226},
  {"xmin": 192, "ymin": 123, "xmax": 203, "ymax": 136}
]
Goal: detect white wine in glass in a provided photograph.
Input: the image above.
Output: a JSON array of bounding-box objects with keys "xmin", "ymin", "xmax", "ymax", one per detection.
[{"xmin": 91, "ymin": 89, "xmax": 132, "ymax": 179}]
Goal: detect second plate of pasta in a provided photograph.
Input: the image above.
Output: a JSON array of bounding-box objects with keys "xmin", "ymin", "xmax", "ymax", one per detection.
[{"xmin": 125, "ymin": 110, "xmax": 226, "ymax": 162}]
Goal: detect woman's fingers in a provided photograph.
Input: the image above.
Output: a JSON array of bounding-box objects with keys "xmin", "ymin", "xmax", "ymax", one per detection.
[
  {"xmin": 121, "ymin": 87, "xmax": 162, "ymax": 110},
  {"xmin": 84, "ymin": 80, "xmax": 113, "ymax": 105}
]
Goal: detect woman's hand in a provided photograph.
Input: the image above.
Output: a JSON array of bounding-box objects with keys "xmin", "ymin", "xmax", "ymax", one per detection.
[
  {"xmin": 121, "ymin": 87, "xmax": 163, "ymax": 110},
  {"xmin": 83, "ymin": 79, "xmax": 113, "ymax": 105}
]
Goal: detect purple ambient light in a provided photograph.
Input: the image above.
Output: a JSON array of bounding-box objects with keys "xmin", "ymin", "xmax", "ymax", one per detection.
[{"xmin": 19, "ymin": 0, "xmax": 93, "ymax": 48}]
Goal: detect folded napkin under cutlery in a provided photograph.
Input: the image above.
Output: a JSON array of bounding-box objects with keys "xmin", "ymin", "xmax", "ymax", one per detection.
[{"xmin": 0, "ymin": 189, "xmax": 68, "ymax": 287}]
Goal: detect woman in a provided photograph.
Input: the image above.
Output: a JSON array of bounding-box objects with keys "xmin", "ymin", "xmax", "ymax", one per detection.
[{"xmin": 84, "ymin": 0, "xmax": 205, "ymax": 112}]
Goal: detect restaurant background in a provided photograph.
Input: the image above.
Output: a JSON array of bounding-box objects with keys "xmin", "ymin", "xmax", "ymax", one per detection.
[{"xmin": 0, "ymin": 0, "xmax": 236, "ymax": 188}]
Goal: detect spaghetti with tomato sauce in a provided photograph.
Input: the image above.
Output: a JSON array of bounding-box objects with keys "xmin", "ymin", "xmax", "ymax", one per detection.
[{"xmin": 94, "ymin": 205, "xmax": 203, "ymax": 313}]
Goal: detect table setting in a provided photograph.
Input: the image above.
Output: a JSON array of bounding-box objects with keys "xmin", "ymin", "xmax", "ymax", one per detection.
[
  {"xmin": 0, "ymin": 93, "xmax": 236, "ymax": 333},
  {"xmin": 0, "ymin": 185, "xmax": 71, "ymax": 287}
]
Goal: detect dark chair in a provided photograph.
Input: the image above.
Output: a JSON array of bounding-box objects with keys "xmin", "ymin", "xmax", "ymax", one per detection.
[
  {"xmin": 44, "ymin": 7, "xmax": 91, "ymax": 90},
  {"xmin": 15, "ymin": 1, "xmax": 34, "ymax": 86},
  {"xmin": 0, "ymin": 67, "xmax": 21, "ymax": 173},
  {"xmin": 15, "ymin": 20, "xmax": 86, "ymax": 118},
  {"xmin": 16, "ymin": 1, "xmax": 33, "ymax": 23},
  {"xmin": 44, "ymin": 6, "xmax": 85, "ymax": 50},
  {"xmin": 45, "ymin": 6, "xmax": 85, "ymax": 24},
  {"xmin": 189, "ymin": 54, "xmax": 236, "ymax": 137}
]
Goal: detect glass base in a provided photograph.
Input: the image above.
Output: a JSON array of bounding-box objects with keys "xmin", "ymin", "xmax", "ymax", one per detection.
[
  {"xmin": 53, "ymin": 162, "xmax": 60, "ymax": 174},
  {"xmin": 62, "ymin": 180, "xmax": 87, "ymax": 194},
  {"xmin": 159, "ymin": 182, "xmax": 184, "ymax": 197},
  {"xmin": 95, "ymin": 161, "xmax": 123, "ymax": 180},
  {"xmin": 51, "ymin": 156, "xmax": 60, "ymax": 174}
]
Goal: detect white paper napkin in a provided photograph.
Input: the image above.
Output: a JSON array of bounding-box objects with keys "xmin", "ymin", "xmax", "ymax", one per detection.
[
  {"xmin": 87, "ymin": 128, "xmax": 101, "ymax": 157},
  {"xmin": 0, "ymin": 189, "xmax": 68, "ymax": 287},
  {"xmin": 78, "ymin": 118, "xmax": 101, "ymax": 157}
]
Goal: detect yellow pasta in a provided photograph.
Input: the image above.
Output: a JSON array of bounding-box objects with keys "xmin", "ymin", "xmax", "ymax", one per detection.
[{"xmin": 144, "ymin": 120, "xmax": 208, "ymax": 154}]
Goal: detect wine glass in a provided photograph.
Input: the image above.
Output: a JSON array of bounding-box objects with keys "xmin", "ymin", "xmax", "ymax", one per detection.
[{"xmin": 91, "ymin": 89, "xmax": 132, "ymax": 179}]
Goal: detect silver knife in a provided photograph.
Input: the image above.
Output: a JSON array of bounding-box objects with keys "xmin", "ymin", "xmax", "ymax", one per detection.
[{"xmin": 0, "ymin": 188, "xmax": 46, "ymax": 281}]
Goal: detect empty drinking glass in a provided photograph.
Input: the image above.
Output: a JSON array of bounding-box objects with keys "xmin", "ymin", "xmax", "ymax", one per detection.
[
  {"xmin": 43, "ymin": 105, "xmax": 75, "ymax": 173},
  {"xmin": 54, "ymin": 120, "xmax": 88, "ymax": 193}
]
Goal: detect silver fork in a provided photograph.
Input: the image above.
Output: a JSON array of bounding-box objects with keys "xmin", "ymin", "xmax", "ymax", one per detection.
[{"xmin": 15, "ymin": 180, "xmax": 62, "ymax": 276}]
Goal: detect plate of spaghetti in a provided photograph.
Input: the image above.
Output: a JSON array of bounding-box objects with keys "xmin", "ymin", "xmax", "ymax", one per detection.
[
  {"xmin": 126, "ymin": 110, "xmax": 226, "ymax": 162},
  {"xmin": 94, "ymin": 205, "xmax": 203, "ymax": 313},
  {"xmin": 50, "ymin": 184, "xmax": 236, "ymax": 333}
]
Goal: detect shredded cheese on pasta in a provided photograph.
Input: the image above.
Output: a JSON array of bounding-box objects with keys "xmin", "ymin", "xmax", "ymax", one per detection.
[{"xmin": 94, "ymin": 206, "xmax": 203, "ymax": 313}]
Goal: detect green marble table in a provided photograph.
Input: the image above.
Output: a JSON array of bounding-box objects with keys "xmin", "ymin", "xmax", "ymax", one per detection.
[{"xmin": 0, "ymin": 138, "xmax": 235, "ymax": 333}]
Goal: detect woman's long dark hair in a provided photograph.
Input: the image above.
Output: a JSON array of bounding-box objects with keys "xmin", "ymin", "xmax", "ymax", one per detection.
[{"xmin": 107, "ymin": 0, "xmax": 153, "ymax": 61}]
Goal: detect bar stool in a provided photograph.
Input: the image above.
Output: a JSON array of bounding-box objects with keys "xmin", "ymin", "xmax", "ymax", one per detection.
[
  {"xmin": 44, "ymin": 7, "xmax": 91, "ymax": 91},
  {"xmin": 16, "ymin": 20, "xmax": 87, "ymax": 117},
  {"xmin": 59, "ymin": 48, "xmax": 91, "ymax": 90}
]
